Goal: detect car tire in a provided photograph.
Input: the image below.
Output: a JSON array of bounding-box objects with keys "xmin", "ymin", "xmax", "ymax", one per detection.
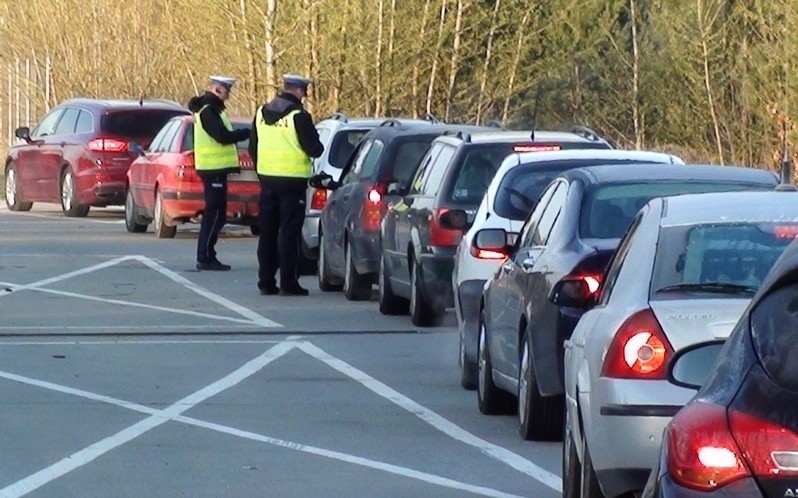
[
  {"xmin": 581, "ymin": 436, "xmax": 604, "ymax": 497},
  {"xmin": 410, "ymin": 259, "xmax": 444, "ymax": 327},
  {"xmin": 318, "ymin": 231, "xmax": 343, "ymax": 292},
  {"xmin": 477, "ymin": 314, "xmax": 515, "ymax": 415},
  {"xmin": 459, "ymin": 333, "xmax": 478, "ymax": 390},
  {"xmin": 378, "ymin": 252, "xmax": 409, "ymax": 315},
  {"xmin": 4, "ymin": 163, "xmax": 33, "ymax": 211},
  {"xmin": 298, "ymin": 248, "xmax": 317, "ymax": 276},
  {"xmin": 250, "ymin": 224, "xmax": 260, "ymax": 236},
  {"xmin": 343, "ymin": 240, "xmax": 372, "ymax": 301},
  {"xmin": 124, "ymin": 188, "xmax": 148, "ymax": 233},
  {"xmin": 153, "ymin": 189, "xmax": 177, "ymax": 239},
  {"xmin": 562, "ymin": 407, "xmax": 581, "ymax": 498},
  {"xmin": 60, "ymin": 168, "xmax": 89, "ymax": 217},
  {"xmin": 519, "ymin": 331, "xmax": 564, "ymax": 441}
]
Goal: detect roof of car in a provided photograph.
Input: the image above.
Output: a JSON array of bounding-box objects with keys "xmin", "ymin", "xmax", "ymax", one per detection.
[
  {"xmin": 563, "ymin": 163, "xmax": 779, "ymax": 185},
  {"xmin": 318, "ymin": 116, "xmax": 434, "ymax": 128},
  {"xmin": 360, "ymin": 122, "xmax": 493, "ymax": 142},
  {"xmin": 59, "ymin": 98, "xmax": 189, "ymax": 112},
  {"xmin": 658, "ymin": 191, "xmax": 798, "ymax": 227},
  {"xmin": 433, "ymin": 130, "xmax": 608, "ymax": 147}
]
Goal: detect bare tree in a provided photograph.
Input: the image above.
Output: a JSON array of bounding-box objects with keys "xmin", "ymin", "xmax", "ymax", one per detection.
[
  {"xmin": 264, "ymin": 0, "xmax": 279, "ymax": 99},
  {"xmin": 476, "ymin": 0, "xmax": 501, "ymax": 124},
  {"xmin": 426, "ymin": 0, "xmax": 447, "ymax": 115}
]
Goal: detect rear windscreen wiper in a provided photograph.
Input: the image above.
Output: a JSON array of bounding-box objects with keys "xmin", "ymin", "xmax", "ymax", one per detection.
[
  {"xmin": 655, "ymin": 282, "xmax": 758, "ymax": 295},
  {"xmin": 504, "ymin": 187, "xmax": 535, "ymax": 208}
]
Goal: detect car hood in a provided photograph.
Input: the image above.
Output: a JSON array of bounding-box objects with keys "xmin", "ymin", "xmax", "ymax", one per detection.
[{"xmin": 650, "ymin": 299, "xmax": 751, "ymax": 351}]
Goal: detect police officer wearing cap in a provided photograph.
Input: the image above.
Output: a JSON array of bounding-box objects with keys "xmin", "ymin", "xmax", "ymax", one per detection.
[
  {"xmin": 249, "ymin": 74, "xmax": 324, "ymax": 296},
  {"xmin": 187, "ymin": 76, "xmax": 250, "ymax": 271}
]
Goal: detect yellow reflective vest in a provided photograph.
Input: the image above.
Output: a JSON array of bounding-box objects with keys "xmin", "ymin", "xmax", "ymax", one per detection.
[
  {"xmin": 193, "ymin": 105, "xmax": 239, "ymax": 172},
  {"xmin": 255, "ymin": 107, "xmax": 312, "ymax": 178}
]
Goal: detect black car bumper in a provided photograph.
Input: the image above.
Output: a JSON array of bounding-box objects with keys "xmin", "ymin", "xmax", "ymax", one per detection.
[
  {"xmin": 351, "ymin": 230, "xmax": 380, "ymax": 276},
  {"xmin": 418, "ymin": 252, "xmax": 456, "ymax": 310}
]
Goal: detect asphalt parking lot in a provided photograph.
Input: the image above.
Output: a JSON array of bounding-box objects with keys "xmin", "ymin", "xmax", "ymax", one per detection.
[{"xmin": 0, "ymin": 204, "xmax": 563, "ymax": 498}]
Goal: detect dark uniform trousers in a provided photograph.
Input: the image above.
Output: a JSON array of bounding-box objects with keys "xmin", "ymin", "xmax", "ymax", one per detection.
[
  {"xmin": 197, "ymin": 173, "xmax": 228, "ymax": 264},
  {"xmin": 257, "ymin": 178, "xmax": 306, "ymax": 290}
]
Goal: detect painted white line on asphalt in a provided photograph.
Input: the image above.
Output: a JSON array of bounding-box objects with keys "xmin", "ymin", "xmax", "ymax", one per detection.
[
  {"xmin": 0, "ymin": 211, "xmax": 125, "ymax": 224},
  {"xmin": 297, "ymin": 341, "xmax": 563, "ymax": 493},
  {"xmin": 0, "ymin": 325, "xmax": 262, "ymax": 331},
  {"xmin": 0, "ymin": 283, "xmax": 257, "ymax": 326},
  {"xmin": 0, "ymin": 341, "xmax": 296, "ymax": 498},
  {"xmin": 0, "ymin": 368, "xmax": 527, "ymax": 498},
  {"xmin": 0, "ymin": 256, "xmax": 136, "ymax": 298},
  {"xmin": 133, "ymin": 256, "xmax": 282, "ymax": 328},
  {"xmin": 0, "ymin": 339, "xmax": 284, "ymax": 345}
]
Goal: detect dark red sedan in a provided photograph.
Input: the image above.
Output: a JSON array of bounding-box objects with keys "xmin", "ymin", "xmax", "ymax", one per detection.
[
  {"xmin": 124, "ymin": 115, "xmax": 260, "ymax": 238},
  {"xmin": 4, "ymin": 98, "xmax": 189, "ymax": 216}
]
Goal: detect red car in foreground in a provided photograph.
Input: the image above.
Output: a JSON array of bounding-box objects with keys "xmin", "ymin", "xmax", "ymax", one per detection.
[
  {"xmin": 4, "ymin": 98, "xmax": 189, "ymax": 216},
  {"xmin": 124, "ymin": 115, "xmax": 260, "ymax": 238}
]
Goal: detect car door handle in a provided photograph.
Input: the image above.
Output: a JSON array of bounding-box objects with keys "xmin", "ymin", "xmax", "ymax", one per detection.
[
  {"xmin": 501, "ymin": 261, "xmax": 514, "ymax": 272},
  {"xmin": 521, "ymin": 257, "xmax": 535, "ymax": 272},
  {"xmin": 563, "ymin": 339, "xmax": 573, "ymax": 350}
]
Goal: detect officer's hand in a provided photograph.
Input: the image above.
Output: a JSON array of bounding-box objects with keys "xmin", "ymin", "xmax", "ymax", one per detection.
[
  {"xmin": 309, "ymin": 173, "xmax": 340, "ymax": 190},
  {"xmin": 235, "ymin": 128, "xmax": 251, "ymax": 141}
]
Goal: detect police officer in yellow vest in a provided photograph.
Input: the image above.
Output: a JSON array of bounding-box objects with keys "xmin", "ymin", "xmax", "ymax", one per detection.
[
  {"xmin": 248, "ymin": 74, "xmax": 324, "ymax": 296},
  {"xmin": 187, "ymin": 76, "xmax": 250, "ymax": 271}
]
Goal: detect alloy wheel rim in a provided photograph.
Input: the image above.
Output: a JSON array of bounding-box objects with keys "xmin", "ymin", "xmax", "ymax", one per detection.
[
  {"xmin": 410, "ymin": 268, "xmax": 417, "ymax": 313},
  {"xmin": 478, "ymin": 326, "xmax": 487, "ymax": 399},
  {"xmin": 6, "ymin": 169, "xmax": 16, "ymax": 206},
  {"xmin": 154, "ymin": 194, "xmax": 162, "ymax": 232},
  {"xmin": 344, "ymin": 245, "xmax": 351, "ymax": 292},
  {"xmin": 62, "ymin": 173, "xmax": 73, "ymax": 211},
  {"xmin": 379, "ymin": 256, "xmax": 385, "ymax": 301},
  {"xmin": 125, "ymin": 192, "xmax": 134, "ymax": 224},
  {"xmin": 519, "ymin": 345, "xmax": 530, "ymax": 424},
  {"xmin": 319, "ymin": 235, "xmax": 326, "ymax": 283}
]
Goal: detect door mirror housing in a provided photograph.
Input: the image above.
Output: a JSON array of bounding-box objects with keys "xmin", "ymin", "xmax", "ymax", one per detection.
[
  {"xmin": 549, "ymin": 275, "xmax": 602, "ymax": 308},
  {"xmin": 385, "ymin": 178, "xmax": 407, "ymax": 196},
  {"xmin": 668, "ymin": 340, "xmax": 725, "ymax": 390},
  {"xmin": 439, "ymin": 209, "xmax": 469, "ymax": 230},
  {"xmin": 129, "ymin": 142, "xmax": 145, "ymax": 157},
  {"xmin": 14, "ymin": 126, "xmax": 31, "ymax": 142},
  {"xmin": 474, "ymin": 228, "xmax": 513, "ymax": 251}
]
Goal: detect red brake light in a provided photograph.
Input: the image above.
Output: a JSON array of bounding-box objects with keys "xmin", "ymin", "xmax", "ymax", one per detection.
[
  {"xmin": 311, "ymin": 188, "xmax": 328, "ymax": 210},
  {"xmin": 513, "ymin": 144, "xmax": 561, "ymax": 153},
  {"xmin": 729, "ymin": 409, "xmax": 798, "ymax": 478},
  {"xmin": 667, "ymin": 402, "xmax": 749, "ymax": 491},
  {"xmin": 429, "ymin": 208, "xmax": 464, "ymax": 247},
  {"xmin": 600, "ymin": 308, "xmax": 673, "ymax": 379},
  {"xmin": 773, "ymin": 225, "xmax": 798, "ymax": 239},
  {"xmin": 86, "ymin": 138, "xmax": 128, "ymax": 153},
  {"xmin": 363, "ymin": 183, "xmax": 387, "ymax": 232}
]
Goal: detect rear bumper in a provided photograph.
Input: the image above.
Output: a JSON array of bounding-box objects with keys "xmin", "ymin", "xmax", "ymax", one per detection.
[
  {"xmin": 455, "ymin": 279, "xmax": 485, "ymax": 363},
  {"xmin": 80, "ymin": 180, "xmax": 126, "ymax": 206},
  {"xmin": 418, "ymin": 251, "xmax": 456, "ymax": 310},
  {"xmin": 647, "ymin": 474, "xmax": 762, "ymax": 497},
  {"xmin": 350, "ymin": 230, "xmax": 381, "ymax": 276},
  {"xmin": 161, "ymin": 189, "xmax": 260, "ymax": 224}
]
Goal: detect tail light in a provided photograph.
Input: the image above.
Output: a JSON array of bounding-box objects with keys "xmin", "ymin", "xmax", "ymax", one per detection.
[
  {"xmin": 311, "ymin": 188, "xmax": 328, "ymax": 210},
  {"xmin": 667, "ymin": 402, "xmax": 798, "ymax": 491},
  {"xmin": 363, "ymin": 183, "xmax": 387, "ymax": 232},
  {"xmin": 86, "ymin": 138, "xmax": 128, "ymax": 153},
  {"xmin": 600, "ymin": 308, "xmax": 673, "ymax": 379},
  {"xmin": 429, "ymin": 208, "xmax": 464, "ymax": 247}
]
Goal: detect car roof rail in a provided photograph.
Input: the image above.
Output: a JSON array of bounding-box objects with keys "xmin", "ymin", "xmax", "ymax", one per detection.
[
  {"xmin": 423, "ymin": 113, "xmax": 441, "ymax": 124},
  {"xmin": 379, "ymin": 118, "xmax": 405, "ymax": 127},
  {"xmin": 569, "ymin": 125, "xmax": 603, "ymax": 142},
  {"xmin": 442, "ymin": 129, "xmax": 471, "ymax": 142},
  {"xmin": 327, "ymin": 111, "xmax": 349, "ymax": 122}
]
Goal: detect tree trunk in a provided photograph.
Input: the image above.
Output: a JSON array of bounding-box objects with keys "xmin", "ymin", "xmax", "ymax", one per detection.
[
  {"xmin": 240, "ymin": 0, "xmax": 258, "ymax": 107},
  {"xmin": 411, "ymin": 0, "xmax": 433, "ymax": 118},
  {"xmin": 697, "ymin": 0, "xmax": 724, "ymax": 164},
  {"xmin": 264, "ymin": 0, "xmax": 278, "ymax": 100},
  {"xmin": 502, "ymin": 8, "xmax": 531, "ymax": 123},
  {"xmin": 334, "ymin": 0, "xmax": 350, "ymax": 110},
  {"xmin": 444, "ymin": 0, "xmax": 465, "ymax": 122},
  {"xmin": 629, "ymin": 0, "xmax": 643, "ymax": 149},
  {"xmin": 476, "ymin": 0, "xmax": 501, "ymax": 124},
  {"xmin": 375, "ymin": 0, "xmax": 384, "ymax": 116},
  {"xmin": 426, "ymin": 0, "xmax": 447, "ymax": 116},
  {"xmin": 386, "ymin": 0, "xmax": 397, "ymax": 114}
]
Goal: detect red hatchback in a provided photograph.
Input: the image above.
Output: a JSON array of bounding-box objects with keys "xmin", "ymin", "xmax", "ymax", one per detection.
[
  {"xmin": 4, "ymin": 99, "xmax": 190, "ymax": 216},
  {"xmin": 124, "ymin": 115, "xmax": 260, "ymax": 238}
]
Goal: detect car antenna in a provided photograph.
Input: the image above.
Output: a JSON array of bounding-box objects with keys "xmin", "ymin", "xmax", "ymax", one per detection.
[
  {"xmin": 530, "ymin": 84, "xmax": 543, "ymax": 141},
  {"xmin": 776, "ymin": 118, "xmax": 797, "ymax": 191}
]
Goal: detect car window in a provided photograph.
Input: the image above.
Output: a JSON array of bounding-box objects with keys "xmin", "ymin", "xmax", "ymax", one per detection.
[
  {"xmin": 446, "ymin": 145, "xmax": 513, "ymax": 204},
  {"xmin": 751, "ymin": 282, "xmax": 798, "ymax": 392},
  {"xmin": 599, "ymin": 211, "xmax": 645, "ymax": 305},
  {"xmin": 391, "ymin": 140, "xmax": 438, "ymax": 185},
  {"xmin": 410, "ymin": 144, "xmax": 443, "ymax": 194},
  {"xmin": 532, "ymin": 181, "xmax": 567, "ymax": 246},
  {"xmin": 74, "ymin": 110, "xmax": 94, "ymax": 134},
  {"xmin": 182, "ymin": 121, "xmax": 249, "ymax": 152},
  {"xmin": 148, "ymin": 122, "xmax": 175, "ymax": 153},
  {"xmin": 328, "ymin": 129, "xmax": 369, "ymax": 168},
  {"xmin": 356, "ymin": 139, "xmax": 384, "ymax": 179},
  {"xmin": 421, "ymin": 145, "xmax": 456, "ymax": 196},
  {"xmin": 53, "ymin": 108, "xmax": 80, "ymax": 136},
  {"xmin": 343, "ymin": 140, "xmax": 374, "ymax": 185},
  {"xmin": 517, "ymin": 182, "xmax": 558, "ymax": 249},
  {"xmin": 157, "ymin": 121, "xmax": 181, "ymax": 153},
  {"xmin": 32, "ymin": 108, "xmax": 65, "ymax": 138},
  {"xmin": 101, "ymin": 109, "xmax": 187, "ymax": 139},
  {"xmin": 650, "ymin": 221, "xmax": 797, "ymax": 300}
]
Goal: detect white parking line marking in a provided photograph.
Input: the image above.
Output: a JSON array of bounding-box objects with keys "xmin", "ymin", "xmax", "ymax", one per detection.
[
  {"xmin": 0, "ymin": 341, "xmax": 297, "ymax": 498},
  {"xmin": 0, "ymin": 283, "xmax": 257, "ymax": 326},
  {"xmin": 0, "ymin": 366, "xmax": 527, "ymax": 498},
  {"xmin": 297, "ymin": 341, "xmax": 563, "ymax": 493},
  {"xmin": 0, "ymin": 256, "xmax": 136, "ymax": 297},
  {"xmin": 134, "ymin": 256, "xmax": 282, "ymax": 328},
  {"xmin": 0, "ymin": 325, "xmax": 263, "ymax": 332},
  {"xmin": 0, "ymin": 339, "xmax": 285, "ymax": 345},
  {"xmin": 0, "ymin": 211, "xmax": 125, "ymax": 224}
]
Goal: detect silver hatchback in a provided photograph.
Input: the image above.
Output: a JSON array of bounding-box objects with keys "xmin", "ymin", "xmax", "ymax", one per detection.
[{"xmin": 562, "ymin": 190, "xmax": 798, "ymax": 497}]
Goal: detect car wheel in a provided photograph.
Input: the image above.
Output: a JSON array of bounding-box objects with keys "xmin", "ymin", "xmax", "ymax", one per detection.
[
  {"xmin": 4, "ymin": 163, "xmax": 32, "ymax": 211},
  {"xmin": 477, "ymin": 314, "xmax": 514, "ymax": 415},
  {"xmin": 153, "ymin": 189, "xmax": 177, "ymax": 239},
  {"xmin": 378, "ymin": 252, "xmax": 409, "ymax": 315},
  {"xmin": 298, "ymin": 246, "xmax": 317, "ymax": 276},
  {"xmin": 562, "ymin": 407, "xmax": 581, "ymax": 498},
  {"xmin": 318, "ymin": 231, "xmax": 343, "ymax": 292},
  {"xmin": 459, "ymin": 332, "xmax": 478, "ymax": 390},
  {"xmin": 60, "ymin": 168, "xmax": 89, "ymax": 217},
  {"xmin": 519, "ymin": 331, "xmax": 564, "ymax": 441},
  {"xmin": 581, "ymin": 435, "xmax": 604, "ymax": 497},
  {"xmin": 124, "ymin": 188, "xmax": 148, "ymax": 233},
  {"xmin": 343, "ymin": 240, "xmax": 372, "ymax": 301},
  {"xmin": 410, "ymin": 259, "xmax": 444, "ymax": 327}
]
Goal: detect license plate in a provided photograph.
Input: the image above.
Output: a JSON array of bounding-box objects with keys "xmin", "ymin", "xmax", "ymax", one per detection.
[{"xmin": 229, "ymin": 170, "xmax": 258, "ymax": 182}]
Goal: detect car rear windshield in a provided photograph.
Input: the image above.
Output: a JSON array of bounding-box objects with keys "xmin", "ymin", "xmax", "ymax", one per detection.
[
  {"xmin": 387, "ymin": 139, "xmax": 437, "ymax": 183},
  {"xmin": 494, "ymin": 158, "xmax": 650, "ymax": 221},
  {"xmin": 751, "ymin": 282, "xmax": 798, "ymax": 391},
  {"xmin": 445, "ymin": 144, "xmax": 515, "ymax": 204},
  {"xmin": 183, "ymin": 122, "xmax": 250, "ymax": 151},
  {"xmin": 102, "ymin": 110, "xmax": 188, "ymax": 138},
  {"xmin": 328, "ymin": 129, "xmax": 369, "ymax": 169},
  {"xmin": 579, "ymin": 182, "xmax": 770, "ymax": 239},
  {"xmin": 650, "ymin": 222, "xmax": 797, "ymax": 300}
]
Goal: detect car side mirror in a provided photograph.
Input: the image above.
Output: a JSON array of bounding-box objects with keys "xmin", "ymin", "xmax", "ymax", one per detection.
[
  {"xmin": 439, "ymin": 209, "xmax": 469, "ymax": 231},
  {"xmin": 668, "ymin": 340, "xmax": 725, "ymax": 390},
  {"xmin": 473, "ymin": 228, "xmax": 512, "ymax": 257},
  {"xmin": 14, "ymin": 126, "xmax": 31, "ymax": 142},
  {"xmin": 129, "ymin": 142, "xmax": 145, "ymax": 157},
  {"xmin": 549, "ymin": 275, "xmax": 602, "ymax": 308}
]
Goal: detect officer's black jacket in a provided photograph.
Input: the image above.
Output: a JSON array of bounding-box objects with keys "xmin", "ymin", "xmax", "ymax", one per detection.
[
  {"xmin": 248, "ymin": 92, "xmax": 324, "ymax": 186},
  {"xmin": 187, "ymin": 92, "xmax": 250, "ymax": 176}
]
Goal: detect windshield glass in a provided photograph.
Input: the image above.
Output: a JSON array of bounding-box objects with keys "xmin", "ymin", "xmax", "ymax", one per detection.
[
  {"xmin": 102, "ymin": 110, "xmax": 188, "ymax": 139},
  {"xmin": 328, "ymin": 129, "xmax": 369, "ymax": 169},
  {"xmin": 580, "ymin": 182, "xmax": 770, "ymax": 239},
  {"xmin": 390, "ymin": 140, "xmax": 437, "ymax": 183},
  {"xmin": 751, "ymin": 282, "xmax": 798, "ymax": 392},
  {"xmin": 651, "ymin": 222, "xmax": 798, "ymax": 299},
  {"xmin": 446, "ymin": 145, "xmax": 515, "ymax": 204},
  {"xmin": 184, "ymin": 122, "xmax": 250, "ymax": 151}
]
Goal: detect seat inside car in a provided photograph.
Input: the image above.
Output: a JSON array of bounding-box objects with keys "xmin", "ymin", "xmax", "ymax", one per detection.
[{"xmin": 589, "ymin": 202, "xmax": 626, "ymax": 238}]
